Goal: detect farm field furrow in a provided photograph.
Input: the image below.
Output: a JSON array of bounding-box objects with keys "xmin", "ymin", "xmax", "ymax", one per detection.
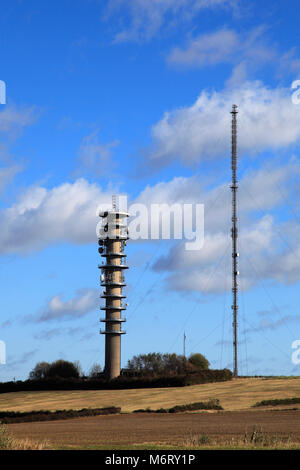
[{"xmin": 6, "ymin": 410, "xmax": 300, "ymax": 449}]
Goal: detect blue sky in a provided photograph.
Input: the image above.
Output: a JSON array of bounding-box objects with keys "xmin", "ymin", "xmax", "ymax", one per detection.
[{"xmin": 1, "ymin": 0, "xmax": 300, "ymax": 380}]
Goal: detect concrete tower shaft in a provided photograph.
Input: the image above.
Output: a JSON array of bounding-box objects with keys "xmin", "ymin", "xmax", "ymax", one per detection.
[{"xmin": 98, "ymin": 201, "xmax": 129, "ymax": 381}]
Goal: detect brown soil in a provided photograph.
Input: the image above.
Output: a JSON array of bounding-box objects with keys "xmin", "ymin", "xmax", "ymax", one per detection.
[{"xmin": 7, "ymin": 409, "xmax": 300, "ymax": 448}]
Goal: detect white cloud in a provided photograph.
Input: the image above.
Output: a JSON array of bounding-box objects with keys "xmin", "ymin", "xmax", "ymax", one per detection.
[
  {"xmin": 134, "ymin": 161, "xmax": 300, "ymax": 292},
  {"xmin": 167, "ymin": 25, "xmax": 300, "ymax": 87},
  {"xmin": 0, "ymin": 178, "xmax": 114, "ymax": 254},
  {"xmin": 135, "ymin": 160, "xmax": 300, "ymax": 237},
  {"xmin": 146, "ymin": 82, "xmax": 300, "ymax": 169},
  {"xmin": 168, "ymin": 28, "xmax": 239, "ymax": 66},
  {"xmin": 168, "ymin": 26, "xmax": 275, "ymax": 68},
  {"xmin": 105, "ymin": 0, "xmax": 235, "ymax": 43},
  {"xmin": 136, "ymin": 158, "xmax": 299, "ymax": 230},
  {"xmin": 0, "ymin": 104, "xmax": 38, "ymax": 137},
  {"xmin": 153, "ymin": 215, "xmax": 276, "ymax": 293},
  {"xmin": 238, "ymin": 161, "xmax": 300, "ymax": 213},
  {"xmin": 36, "ymin": 288, "xmax": 99, "ymax": 322},
  {"xmin": 1, "ymin": 159, "xmax": 300, "ymax": 294}
]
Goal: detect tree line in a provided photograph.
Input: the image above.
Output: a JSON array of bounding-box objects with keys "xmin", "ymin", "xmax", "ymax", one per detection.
[
  {"xmin": 124, "ymin": 352, "xmax": 209, "ymax": 376},
  {"xmin": 28, "ymin": 352, "xmax": 210, "ymax": 380}
]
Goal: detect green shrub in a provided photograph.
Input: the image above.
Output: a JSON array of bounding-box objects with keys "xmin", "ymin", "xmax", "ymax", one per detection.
[
  {"xmin": 133, "ymin": 399, "xmax": 223, "ymax": 413},
  {"xmin": 0, "ymin": 407, "xmax": 120, "ymax": 424},
  {"xmin": 188, "ymin": 353, "xmax": 210, "ymax": 370},
  {"xmin": 253, "ymin": 397, "xmax": 300, "ymax": 407}
]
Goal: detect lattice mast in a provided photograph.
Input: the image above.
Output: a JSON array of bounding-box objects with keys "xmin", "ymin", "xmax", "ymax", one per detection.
[
  {"xmin": 231, "ymin": 104, "xmax": 239, "ymax": 378},
  {"xmin": 98, "ymin": 196, "xmax": 129, "ymax": 380}
]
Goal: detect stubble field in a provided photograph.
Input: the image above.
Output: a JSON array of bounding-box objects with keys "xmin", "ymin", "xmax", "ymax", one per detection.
[{"xmin": 1, "ymin": 377, "xmax": 300, "ymax": 449}]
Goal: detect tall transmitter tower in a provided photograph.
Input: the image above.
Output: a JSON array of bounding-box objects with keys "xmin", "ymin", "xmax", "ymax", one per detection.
[
  {"xmin": 98, "ymin": 196, "xmax": 129, "ymax": 380},
  {"xmin": 231, "ymin": 104, "xmax": 239, "ymax": 378}
]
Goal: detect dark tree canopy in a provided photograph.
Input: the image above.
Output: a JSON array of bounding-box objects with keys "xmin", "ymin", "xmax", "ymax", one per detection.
[
  {"xmin": 29, "ymin": 361, "xmax": 50, "ymax": 380},
  {"xmin": 29, "ymin": 360, "xmax": 81, "ymax": 380},
  {"xmin": 126, "ymin": 352, "xmax": 197, "ymax": 376},
  {"xmin": 188, "ymin": 353, "xmax": 210, "ymax": 370},
  {"xmin": 46, "ymin": 360, "xmax": 80, "ymax": 379}
]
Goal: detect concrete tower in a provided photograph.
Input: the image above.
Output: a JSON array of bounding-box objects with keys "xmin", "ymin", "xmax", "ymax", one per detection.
[{"xmin": 98, "ymin": 196, "xmax": 129, "ymax": 381}]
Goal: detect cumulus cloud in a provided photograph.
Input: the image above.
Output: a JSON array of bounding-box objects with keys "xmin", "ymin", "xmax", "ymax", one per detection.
[
  {"xmin": 132, "ymin": 160, "xmax": 300, "ymax": 293},
  {"xmin": 153, "ymin": 215, "xmax": 276, "ymax": 293},
  {"xmin": 168, "ymin": 28, "xmax": 240, "ymax": 66},
  {"xmin": 167, "ymin": 26, "xmax": 275, "ymax": 68},
  {"xmin": 105, "ymin": 0, "xmax": 235, "ymax": 43},
  {"xmin": 145, "ymin": 82, "xmax": 300, "ymax": 170},
  {"xmin": 0, "ymin": 104, "xmax": 38, "ymax": 138},
  {"xmin": 36, "ymin": 288, "xmax": 99, "ymax": 322},
  {"xmin": 1, "ymin": 158, "xmax": 300, "ymax": 295},
  {"xmin": 0, "ymin": 178, "xmax": 114, "ymax": 254},
  {"xmin": 136, "ymin": 159, "xmax": 299, "ymax": 233},
  {"xmin": 167, "ymin": 25, "xmax": 300, "ymax": 87}
]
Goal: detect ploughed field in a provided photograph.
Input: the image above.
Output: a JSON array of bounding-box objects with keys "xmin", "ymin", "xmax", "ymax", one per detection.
[
  {"xmin": 2, "ymin": 377, "xmax": 300, "ymax": 449},
  {"xmin": 6, "ymin": 410, "xmax": 300, "ymax": 449}
]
